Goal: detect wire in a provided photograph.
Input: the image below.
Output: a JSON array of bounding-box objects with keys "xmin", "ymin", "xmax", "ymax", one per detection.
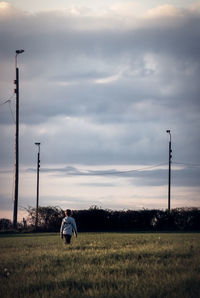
[
  {"xmin": 67, "ymin": 162, "xmax": 167, "ymax": 176},
  {"xmin": 173, "ymin": 161, "xmax": 200, "ymax": 168},
  {"xmin": 0, "ymin": 94, "xmax": 15, "ymax": 123},
  {"xmin": 0, "ymin": 94, "xmax": 15, "ymax": 105},
  {"xmin": 8, "ymin": 100, "xmax": 15, "ymax": 123}
]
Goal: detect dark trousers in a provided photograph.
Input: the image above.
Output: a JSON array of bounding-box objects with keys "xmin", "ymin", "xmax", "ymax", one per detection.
[{"xmin": 64, "ymin": 234, "xmax": 72, "ymax": 244}]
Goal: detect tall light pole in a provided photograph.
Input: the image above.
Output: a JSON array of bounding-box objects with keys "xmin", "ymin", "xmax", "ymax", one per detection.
[
  {"xmin": 35, "ymin": 142, "xmax": 41, "ymax": 230},
  {"xmin": 166, "ymin": 130, "xmax": 172, "ymax": 211},
  {"xmin": 13, "ymin": 49, "xmax": 24, "ymax": 228}
]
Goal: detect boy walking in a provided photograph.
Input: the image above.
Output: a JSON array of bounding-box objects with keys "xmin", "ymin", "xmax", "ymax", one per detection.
[{"xmin": 60, "ymin": 209, "xmax": 78, "ymax": 245}]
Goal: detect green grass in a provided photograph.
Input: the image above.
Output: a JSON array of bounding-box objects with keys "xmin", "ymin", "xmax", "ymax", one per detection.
[{"xmin": 0, "ymin": 233, "xmax": 200, "ymax": 298}]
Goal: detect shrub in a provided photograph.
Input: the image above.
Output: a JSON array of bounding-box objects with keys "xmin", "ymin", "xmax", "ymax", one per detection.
[
  {"xmin": 23, "ymin": 206, "xmax": 200, "ymax": 232},
  {"xmin": 0, "ymin": 218, "xmax": 12, "ymax": 230}
]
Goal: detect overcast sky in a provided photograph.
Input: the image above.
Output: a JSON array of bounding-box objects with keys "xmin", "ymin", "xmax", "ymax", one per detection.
[{"xmin": 0, "ymin": 1, "xmax": 200, "ymax": 220}]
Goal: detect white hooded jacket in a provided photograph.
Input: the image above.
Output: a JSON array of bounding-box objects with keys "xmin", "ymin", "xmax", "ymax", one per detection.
[{"xmin": 60, "ymin": 216, "xmax": 78, "ymax": 236}]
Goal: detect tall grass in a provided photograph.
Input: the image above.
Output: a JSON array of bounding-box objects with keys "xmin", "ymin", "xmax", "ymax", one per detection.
[{"xmin": 0, "ymin": 233, "xmax": 199, "ymax": 297}]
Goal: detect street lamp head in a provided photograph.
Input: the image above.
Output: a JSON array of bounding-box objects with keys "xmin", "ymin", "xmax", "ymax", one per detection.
[
  {"xmin": 16, "ymin": 49, "xmax": 25, "ymax": 55},
  {"xmin": 35, "ymin": 142, "xmax": 40, "ymax": 146},
  {"xmin": 166, "ymin": 130, "xmax": 170, "ymax": 134}
]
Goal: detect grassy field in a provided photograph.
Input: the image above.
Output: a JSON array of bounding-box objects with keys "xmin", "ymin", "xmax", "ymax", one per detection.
[{"xmin": 0, "ymin": 232, "xmax": 200, "ymax": 298}]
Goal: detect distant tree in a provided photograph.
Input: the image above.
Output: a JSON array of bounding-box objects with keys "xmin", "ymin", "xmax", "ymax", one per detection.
[
  {"xmin": 25, "ymin": 206, "xmax": 200, "ymax": 232},
  {"xmin": 26, "ymin": 206, "xmax": 64, "ymax": 231},
  {"xmin": 73, "ymin": 206, "xmax": 110, "ymax": 232},
  {"xmin": 0, "ymin": 218, "xmax": 12, "ymax": 230},
  {"xmin": 172, "ymin": 208, "xmax": 200, "ymax": 231}
]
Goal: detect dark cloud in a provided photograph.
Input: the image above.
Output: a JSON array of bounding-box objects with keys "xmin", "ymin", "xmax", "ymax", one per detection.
[{"xmin": 0, "ymin": 4, "xmax": 200, "ymax": 193}]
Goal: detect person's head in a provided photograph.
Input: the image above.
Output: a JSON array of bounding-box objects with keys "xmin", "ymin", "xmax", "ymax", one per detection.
[{"xmin": 65, "ymin": 209, "xmax": 71, "ymax": 217}]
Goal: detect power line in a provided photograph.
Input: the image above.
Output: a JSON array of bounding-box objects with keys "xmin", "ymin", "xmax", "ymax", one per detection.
[
  {"xmin": 67, "ymin": 162, "xmax": 167, "ymax": 176},
  {"xmin": 8, "ymin": 100, "xmax": 15, "ymax": 123},
  {"xmin": 0, "ymin": 94, "xmax": 15, "ymax": 123},
  {"xmin": 173, "ymin": 161, "xmax": 200, "ymax": 168},
  {"xmin": 64, "ymin": 161, "xmax": 200, "ymax": 177},
  {"xmin": 0, "ymin": 94, "xmax": 14, "ymax": 105}
]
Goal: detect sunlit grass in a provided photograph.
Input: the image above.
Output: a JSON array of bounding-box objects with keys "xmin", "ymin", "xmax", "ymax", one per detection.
[{"xmin": 0, "ymin": 233, "xmax": 199, "ymax": 297}]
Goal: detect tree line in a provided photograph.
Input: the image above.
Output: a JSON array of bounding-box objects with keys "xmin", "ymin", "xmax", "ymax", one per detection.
[{"xmin": 1, "ymin": 206, "xmax": 200, "ymax": 232}]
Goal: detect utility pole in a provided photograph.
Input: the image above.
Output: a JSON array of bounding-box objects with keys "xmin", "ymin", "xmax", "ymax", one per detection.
[
  {"xmin": 13, "ymin": 49, "xmax": 24, "ymax": 228},
  {"xmin": 166, "ymin": 130, "xmax": 172, "ymax": 211},
  {"xmin": 35, "ymin": 142, "xmax": 41, "ymax": 230}
]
